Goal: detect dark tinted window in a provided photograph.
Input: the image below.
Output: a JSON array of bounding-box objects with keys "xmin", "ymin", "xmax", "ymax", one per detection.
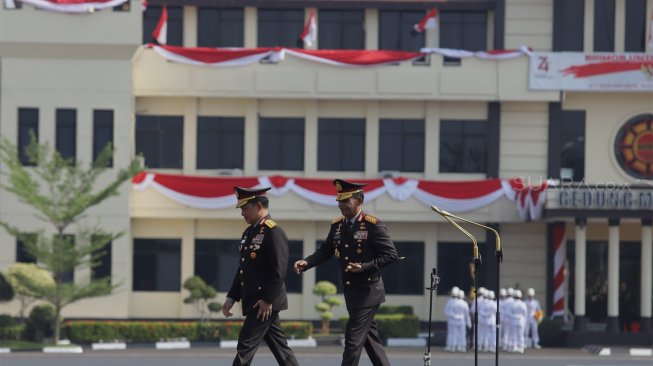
[
  {"xmin": 439, "ymin": 11, "xmax": 487, "ymax": 51},
  {"xmin": 593, "ymin": 0, "xmax": 614, "ymax": 52},
  {"xmin": 382, "ymin": 242, "xmax": 424, "ymax": 295},
  {"xmin": 197, "ymin": 8, "xmax": 244, "ymax": 47},
  {"xmin": 259, "ymin": 117, "xmax": 305, "ymax": 170},
  {"xmin": 560, "ymin": 111, "xmax": 586, "ymax": 182},
  {"xmin": 133, "ymin": 239, "xmax": 181, "ymax": 291},
  {"xmin": 379, "ymin": 10, "xmax": 425, "ymax": 51},
  {"xmin": 553, "ymin": 0, "xmax": 584, "ymax": 51},
  {"xmin": 624, "ymin": 0, "xmax": 646, "ymax": 52},
  {"xmin": 143, "ymin": 5, "xmax": 183, "ymax": 46},
  {"xmin": 315, "ymin": 241, "xmax": 343, "ymax": 293},
  {"xmin": 18, "ymin": 108, "xmax": 38, "ymax": 166},
  {"xmin": 16, "ymin": 235, "xmax": 37, "ymax": 263},
  {"xmin": 318, "ymin": 118, "xmax": 365, "ymax": 171},
  {"xmin": 92, "ymin": 237, "xmax": 112, "ymax": 283},
  {"xmin": 59, "ymin": 235, "xmax": 75, "ymax": 284},
  {"xmin": 93, "ymin": 109, "xmax": 114, "ymax": 167},
  {"xmin": 318, "ymin": 10, "xmax": 365, "ymax": 49},
  {"xmin": 286, "ymin": 241, "xmax": 303, "ymax": 293},
  {"xmin": 379, "ymin": 119, "xmax": 424, "ymax": 173},
  {"xmin": 56, "ymin": 109, "xmax": 76, "ymax": 163},
  {"xmin": 439, "ymin": 120, "xmax": 487, "ymax": 173},
  {"xmin": 197, "ymin": 117, "xmax": 244, "ymax": 169},
  {"xmin": 194, "ymin": 239, "xmax": 240, "ymax": 292},
  {"xmin": 135, "ymin": 115, "xmax": 184, "ymax": 169},
  {"xmin": 258, "ymin": 9, "xmax": 304, "ymax": 47},
  {"xmin": 437, "ymin": 241, "xmax": 487, "ymax": 294}
]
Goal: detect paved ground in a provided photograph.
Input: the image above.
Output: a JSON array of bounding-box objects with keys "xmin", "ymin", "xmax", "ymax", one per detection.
[{"xmin": 1, "ymin": 346, "xmax": 652, "ymax": 366}]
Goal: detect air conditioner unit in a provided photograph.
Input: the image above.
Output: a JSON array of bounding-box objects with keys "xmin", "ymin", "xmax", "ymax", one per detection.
[
  {"xmin": 217, "ymin": 168, "xmax": 243, "ymax": 176},
  {"xmin": 379, "ymin": 170, "xmax": 400, "ymax": 179}
]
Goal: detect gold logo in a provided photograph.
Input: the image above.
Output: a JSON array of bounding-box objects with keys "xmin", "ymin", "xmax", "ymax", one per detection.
[
  {"xmin": 615, "ymin": 115, "xmax": 653, "ymax": 180},
  {"xmin": 335, "ymin": 181, "xmax": 342, "ymax": 192}
]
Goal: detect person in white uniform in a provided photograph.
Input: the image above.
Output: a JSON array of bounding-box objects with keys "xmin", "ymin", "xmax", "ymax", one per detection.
[
  {"xmin": 451, "ymin": 290, "xmax": 471, "ymax": 352},
  {"xmin": 480, "ymin": 290, "xmax": 497, "ymax": 352},
  {"xmin": 501, "ymin": 288, "xmax": 515, "ymax": 351},
  {"xmin": 524, "ymin": 288, "xmax": 542, "ymax": 349},
  {"xmin": 511, "ymin": 290, "xmax": 528, "ymax": 354},
  {"xmin": 444, "ymin": 286, "xmax": 460, "ymax": 352}
]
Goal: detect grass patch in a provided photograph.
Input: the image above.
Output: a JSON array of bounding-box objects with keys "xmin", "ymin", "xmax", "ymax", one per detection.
[{"xmin": 0, "ymin": 340, "xmax": 45, "ymax": 350}]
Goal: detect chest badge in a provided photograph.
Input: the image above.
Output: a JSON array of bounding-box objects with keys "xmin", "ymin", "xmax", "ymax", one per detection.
[
  {"xmin": 250, "ymin": 252, "xmax": 257, "ymax": 260},
  {"xmin": 353, "ymin": 231, "xmax": 368, "ymax": 240}
]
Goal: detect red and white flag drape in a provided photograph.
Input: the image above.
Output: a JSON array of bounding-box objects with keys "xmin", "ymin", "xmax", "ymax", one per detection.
[
  {"xmin": 414, "ymin": 9, "xmax": 438, "ymax": 33},
  {"xmin": 152, "ymin": 4, "xmax": 168, "ymax": 45},
  {"xmin": 16, "ymin": 0, "xmax": 128, "ymax": 13},
  {"xmin": 551, "ymin": 223, "xmax": 566, "ymax": 317},
  {"xmin": 132, "ymin": 172, "xmax": 549, "ymax": 220},
  {"xmin": 299, "ymin": 11, "xmax": 317, "ymax": 47}
]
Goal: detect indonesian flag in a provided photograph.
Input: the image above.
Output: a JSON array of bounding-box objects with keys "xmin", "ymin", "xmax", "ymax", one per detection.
[
  {"xmin": 299, "ymin": 11, "xmax": 317, "ymax": 47},
  {"xmin": 414, "ymin": 9, "xmax": 437, "ymax": 33},
  {"xmin": 152, "ymin": 5, "xmax": 168, "ymax": 45}
]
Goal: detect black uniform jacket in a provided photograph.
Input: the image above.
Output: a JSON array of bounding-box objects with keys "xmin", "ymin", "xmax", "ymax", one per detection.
[
  {"xmin": 227, "ymin": 215, "xmax": 289, "ymax": 315},
  {"xmin": 304, "ymin": 212, "xmax": 398, "ymax": 310}
]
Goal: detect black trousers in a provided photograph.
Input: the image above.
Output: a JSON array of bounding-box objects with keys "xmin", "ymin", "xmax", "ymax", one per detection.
[
  {"xmin": 342, "ymin": 305, "xmax": 390, "ymax": 366},
  {"xmin": 233, "ymin": 311, "xmax": 299, "ymax": 366}
]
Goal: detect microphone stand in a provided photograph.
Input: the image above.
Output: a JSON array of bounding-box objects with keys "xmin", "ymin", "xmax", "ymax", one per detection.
[
  {"xmin": 431, "ymin": 206, "xmax": 481, "ymax": 366},
  {"xmin": 432, "ymin": 206, "xmax": 502, "ymax": 366},
  {"xmin": 424, "ymin": 268, "xmax": 440, "ymax": 366}
]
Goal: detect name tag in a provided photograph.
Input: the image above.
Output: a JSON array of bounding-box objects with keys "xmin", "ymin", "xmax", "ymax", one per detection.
[
  {"xmin": 353, "ymin": 231, "xmax": 368, "ymax": 240},
  {"xmin": 252, "ymin": 234, "xmax": 265, "ymax": 244},
  {"xmin": 333, "ymin": 234, "xmax": 340, "ymax": 240}
]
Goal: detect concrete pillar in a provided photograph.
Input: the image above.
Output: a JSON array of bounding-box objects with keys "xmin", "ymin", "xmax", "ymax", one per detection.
[
  {"xmin": 606, "ymin": 218, "xmax": 620, "ymax": 332},
  {"xmin": 641, "ymin": 218, "xmax": 652, "ymax": 332},
  {"xmin": 574, "ymin": 217, "xmax": 587, "ymax": 331}
]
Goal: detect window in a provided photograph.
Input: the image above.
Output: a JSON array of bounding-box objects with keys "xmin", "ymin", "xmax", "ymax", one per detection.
[
  {"xmin": 91, "ymin": 237, "xmax": 112, "ymax": 283},
  {"xmin": 16, "ymin": 235, "xmax": 37, "ymax": 263},
  {"xmin": 93, "ymin": 109, "xmax": 114, "ymax": 167},
  {"xmin": 197, "ymin": 8, "xmax": 244, "ymax": 47},
  {"xmin": 258, "ymin": 9, "xmax": 304, "ymax": 47},
  {"xmin": 194, "ymin": 239, "xmax": 240, "ymax": 292},
  {"xmin": 142, "ymin": 5, "xmax": 183, "ymax": 46},
  {"xmin": 553, "ymin": 0, "xmax": 584, "ymax": 51},
  {"xmin": 439, "ymin": 11, "xmax": 487, "ymax": 64},
  {"xmin": 560, "ymin": 111, "xmax": 586, "ymax": 182},
  {"xmin": 197, "ymin": 117, "xmax": 244, "ymax": 170},
  {"xmin": 315, "ymin": 241, "xmax": 343, "ymax": 293},
  {"xmin": 437, "ymin": 241, "xmax": 487, "ymax": 294},
  {"xmin": 258, "ymin": 117, "xmax": 304, "ymax": 171},
  {"xmin": 318, "ymin": 118, "xmax": 365, "ymax": 171},
  {"xmin": 379, "ymin": 119, "xmax": 424, "ymax": 173},
  {"xmin": 379, "ymin": 10, "xmax": 425, "ymax": 51},
  {"xmin": 593, "ymin": 0, "xmax": 614, "ymax": 52},
  {"xmin": 382, "ymin": 242, "xmax": 424, "ymax": 295},
  {"xmin": 55, "ymin": 109, "xmax": 76, "ymax": 163},
  {"xmin": 133, "ymin": 239, "xmax": 181, "ymax": 292},
  {"xmin": 58, "ymin": 234, "xmax": 75, "ymax": 284},
  {"xmin": 18, "ymin": 108, "xmax": 38, "ymax": 166},
  {"xmin": 135, "ymin": 115, "xmax": 184, "ymax": 169},
  {"xmin": 624, "ymin": 0, "xmax": 647, "ymax": 52},
  {"xmin": 318, "ymin": 10, "xmax": 365, "ymax": 50},
  {"xmin": 439, "ymin": 120, "xmax": 487, "ymax": 173},
  {"xmin": 286, "ymin": 241, "xmax": 303, "ymax": 293}
]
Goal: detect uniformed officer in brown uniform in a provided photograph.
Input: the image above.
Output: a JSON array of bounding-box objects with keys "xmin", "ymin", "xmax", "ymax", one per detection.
[
  {"xmin": 294, "ymin": 179, "xmax": 398, "ymax": 366},
  {"xmin": 222, "ymin": 186, "xmax": 299, "ymax": 366}
]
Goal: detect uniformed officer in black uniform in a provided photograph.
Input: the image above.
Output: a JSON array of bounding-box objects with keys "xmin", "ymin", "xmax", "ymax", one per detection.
[
  {"xmin": 294, "ymin": 179, "xmax": 398, "ymax": 366},
  {"xmin": 222, "ymin": 186, "xmax": 299, "ymax": 366}
]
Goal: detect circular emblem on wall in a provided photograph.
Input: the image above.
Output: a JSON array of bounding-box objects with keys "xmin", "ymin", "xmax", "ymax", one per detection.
[{"xmin": 614, "ymin": 114, "xmax": 653, "ymax": 180}]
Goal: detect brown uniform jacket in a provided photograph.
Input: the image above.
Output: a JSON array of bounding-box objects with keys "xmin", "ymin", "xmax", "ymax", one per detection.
[
  {"xmin": 304, "ymin": 212, "xmax": 398, "ymax": 310},
  {"xmin": 227, "ymin": 215, "xmax": 289, "ymax": 315}
]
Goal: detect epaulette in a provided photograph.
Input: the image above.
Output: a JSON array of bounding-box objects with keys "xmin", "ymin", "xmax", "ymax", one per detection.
[
  {"xmin": 364, "ymin": 215, "xmax": 378, "ymax": 224},
  {"xmin": 264, "ymin": 219, "xmax": 277, "ymax": 228},
  {"xmin": 332, "ymin": 216, "xmax": 345, "ymax": 224}
]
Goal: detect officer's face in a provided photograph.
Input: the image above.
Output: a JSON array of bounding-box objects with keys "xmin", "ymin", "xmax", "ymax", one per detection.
[
  {"xmin": 240, "ymin": 201, "xmax": 261, "ymax": 225},
  {"xmin": 337, "ymin": 197, "xmax": 362, "ymax": 218}
]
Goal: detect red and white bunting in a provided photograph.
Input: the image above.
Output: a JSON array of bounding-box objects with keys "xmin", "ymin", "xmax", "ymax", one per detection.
[
  {"xmin": 152, "ymin": 4, "xmax": 168, "ymax": 45},
  {"xmin": 132, "ymin": 172, "xmax": 548, "ymax": 220},
  {"xmin": 17, "ymin": 0, "xmax": 128, "ymax": 13},
  {"xmin": 147, "ymin": 44, "xmax": 280, "ymax": 66},
  {"xmin": 414, "ymin": 9, "xmax": 438, "ymax": 33},
  {"xmin": 299, "ymin": 11, "xmax": 317, "ymax": 47},
  {"xmin": 421, "ymin": 45, "xmax": 532, "ymax": 59},
  {"xmin": 504, "ymin": 177, "xmax": 551, "ymax": 221},
  {"xmin": 283, "ymin": 48, "xmax": 423, "ymax": 67}
]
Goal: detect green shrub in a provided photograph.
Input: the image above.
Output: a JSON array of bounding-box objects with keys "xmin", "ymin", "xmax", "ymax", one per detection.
[
  {"xmin": 25, "ymin": 304, "xmax": 55, "ymax": 341},
  {"xmin": 375, "ymin": 314, "xmax": 419, "ymax": 338},
  {"xmin": 197, "ymin": 322, "xmax": 222, "ymax": 341},
  {"xmin": 281, "ymin": 322, "xmax": 312, "ymax": 339},
  {"xmin": 539, "ymin": 317, "xmax": 565, "ymax": 347},
  {"xmin": 377, "ymin": 305, "xmax": 414, "ymax": 315},
  {"xmin": 0, "ymin": 325, "xmax": 25, "ymax": 341},
  {"xmin": 0, "ymin": 314, "xmax": 16, "ymax": 328}
]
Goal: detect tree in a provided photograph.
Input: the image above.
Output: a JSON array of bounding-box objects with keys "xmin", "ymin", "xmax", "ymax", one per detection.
[
  {"xmin": 4, "ymin": 263, "xmax": 55, "ymax": 321},
  {"xmin": 0, "ymin": 271, "xmax": 15, "ymax": 302},
  {"xmin": 183, "ymin": 276, "xmax": 222, "ymax": 322},
  {"xmin": 0, "ymin": 136, "xmax": 141, "ymax": 343},
  {"xmin": 312, "ymin": 281, "xmax": 343, "ymax": 334}
]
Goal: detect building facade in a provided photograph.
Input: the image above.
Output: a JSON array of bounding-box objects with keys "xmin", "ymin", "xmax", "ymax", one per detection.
[{"xmin": 1, "ymin": 0, "xmax": 652, "ymax": 342}]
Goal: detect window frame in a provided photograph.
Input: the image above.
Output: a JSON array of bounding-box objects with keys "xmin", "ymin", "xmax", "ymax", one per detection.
[
  {"xmin": 133, "ymin": 238, "xmax": 182, "ymax": 292},
  {"xmin": 378, "ymin": 118, "xmax": 425, "ymax": 173},
  {"xmin": 438, "ymin": 119, "xmax": 488, "ymax": 174},
  {"xmin": 317, "ymin": 118, "xmax": 365, "ymax": 172}
]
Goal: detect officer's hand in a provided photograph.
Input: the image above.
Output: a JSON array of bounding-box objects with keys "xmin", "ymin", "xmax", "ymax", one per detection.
[
  {"xmin": 294, "ymin": 260, "xmax": 308, "ymax": 274},
  {"xmin": 222, "ymin": 302, "xmax": 234, "ymax": 318},
  {"xmin": 346, "ymin": 262, "xmax": 363, "ymax": 273},
  {"xmin": 253, "ymin": 299, "xmax": 273, "ymax": 321}
]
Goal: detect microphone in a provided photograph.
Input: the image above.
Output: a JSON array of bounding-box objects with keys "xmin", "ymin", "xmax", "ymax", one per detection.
[
  {"xmin": 431, "ymin": 205, "xmax": 502, "ymax": 257},
  {"xmin": 431, "ymin": 205, "xmax": 480, "ymax": 263}
]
